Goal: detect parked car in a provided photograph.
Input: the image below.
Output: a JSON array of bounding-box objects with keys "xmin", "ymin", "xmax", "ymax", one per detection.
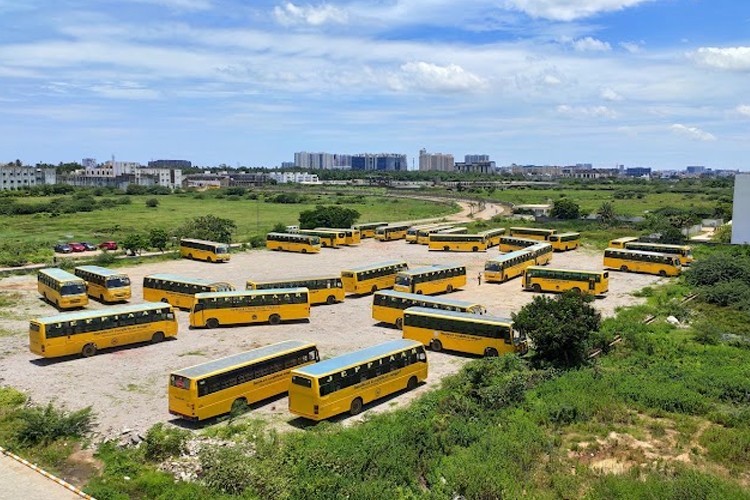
[
  {"xmin": 99, "ymin": 241, "xmax": 118, "ymax": 251},
  {"xmin": 54, "ymin": 243, "xmax": 72, "ymax": 254},
  {"xmin": 68, "ymin": 242, "xmax": 86, "ymax": 252},
  {"xmin": 81, "ymin": 242, "xmax": 97, "ymax": 251}
]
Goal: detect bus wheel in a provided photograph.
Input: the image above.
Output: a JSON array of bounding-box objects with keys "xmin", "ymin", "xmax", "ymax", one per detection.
[
  {"xmin": 532, "ymin": 284, "xmax": 542, "ymax": 293},
  {"xmin": 301, "ymin": 248, "xmax": 307, "ymax": 253},
  {"xmin": 407, "ymin": 376, "xmax": 418, "ymax": 391},
  {"xmin": 161, "ymin": 298, "xmax": 169, "ymax": 303},
  {"xmin": 206, "ymin": 318, "xmax": 219, "ymax": 329},
  {"xmin": 326, "ymin": 295, "xmax": 336, "ymax": 305},
  {"xmin": 472, "ymin": 246, "xmax": 478, "ymax": 252},
  {"xmin": 659, "ymin": 270, "xmax": 667, "ymax": 277},
  {"xmin": 269, "ymin": 314, "xmax": 281, "ymax": 325},
  {"xmin": 431, "ymin": 340, "xmax": 443, "ymax": 352},
  {"xmin": 395, "ymin": 318, "xmax": 403, "ymax": 330},
  {"xmin": 82, "ymin": 343, "xmax": 97, "ymax": 358},
  {"xmin": 349, "ymin": 397, "xmax": 363, "ymax": 416},
  {"xmin": 446, "ymin": 284, "xmax": 454, "ymax": 293},
  {"xmin": 416, "ymin": 290, "xmax": 423, "ymax": 295},
  {"xmin": 188, "ymin": 253, "xmax": 193, "ymax": 260},
  {"xmin": 620, "ymin": 265, "xmax": 628, "ymax": 272},
  {"xmin": 371, "ymin": 285, "xmax": 378, "ymax": 293},
  {"xmin": 151, "ymin": 332, "xmax": 165, "ymax": 343},
  {"xmin": 571, "ymin": 287, "xmax": 581, "ymax": 294},
  {"xmin": 207, "ymin": 256, "xmax": 212, "ymax": 262},
  {"xmin": 484, "ymin": 348, "xmax": 498, "ymax": 357},
  {"xmin": 443, "ymin": 246, "xmax": 449, "ymax": 251},
  {"xmin": 231, "ymin": 398, "xmax": 248, "ymax": 415}
]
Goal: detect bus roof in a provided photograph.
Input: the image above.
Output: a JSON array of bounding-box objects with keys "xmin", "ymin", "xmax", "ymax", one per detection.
[
  {"xmin": 610, "ymin": 236, "xmax": 638, "ymax": 243},
  {"xmin": 551, "ymin": 232, "xmax": 580, "ymax": 238},
  {"xmin": 605, "ymin": 248, "xmax": 680, "ymax": 257},
  {"xmin": 144, "ymin": 273, "xmax": 225, "ymax": 286},
  {"xmin": 173, "ymin": 340, "xmax": 315, "ymax": 379},
  {"xmin": 404, "ymin": 306, "xmax": 512, "ymax": 324},
  {"xmin": 625, "ymin": 241, "xmax": 690, "ymax": 249},
  {"xmin": 526, "ymin": 242, "xmax": 553, "ymax": 251},
  {"xmin": 478, "ymin": 227, "xmax": 506, "ymax": 235},
  {"xmin": 510, "ymin": 226, "xmax": 556, "ymax": 233},
  {"xmin": 398, "ymin": 264, "xmax": 463, "ymax": 276},
  {"xmin": 194, "ymin": 287, "xmax": 308, "ymax": 299},
  {"xmin": 248, "ymin": 275, "xmax": 340, "ymax": 284},
  {"xmin": 488, "ymin": 249, "xmax": 532, "ymax": 262},
  {"xmin": 33, "ymin": 301, "xmax": 169, "ymax": 325},
  {"xmin": 374, "ymin": 290, "xmax": 481, "ymax": 307},
  {"xmin": 526, "ymin": 266, "xmax": 604, "ymax": 274},
  {"xmin": 180, "ymin": 238, "xmax": 227, "ymax": 246},
  {"xmin": 75, "ymin": 265, "xmax": 127, "ymax": 277},
  {"xmin": 38, "ymin": 268, "xmax": 82, "ymax": 281},
  {"xmin": 293, "ymin": 339, "xmax": 422, "ymax": 377},
  {"xmin": 343, "ymin": 260, "xmax": 407, "ymax": 272}
]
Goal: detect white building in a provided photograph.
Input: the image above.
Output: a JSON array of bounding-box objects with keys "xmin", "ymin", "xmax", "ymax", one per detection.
[
  {"xmin": 419, "ymin": 149, "xmax": 455, "ymax": 172},
  {"xmin": 732, "ymin": 173, "xmax": 750, "ymax": 244},
  {"xmin": 0, "ymin": 165, "xmax": 56, "ymax": 190},
  {"xmin": 82, "ymin": 160, "xmax": 183, "ymax": 189},
  {"xmin": 269, "ymin": 172, "xmax": 320, "ymax": 184}
]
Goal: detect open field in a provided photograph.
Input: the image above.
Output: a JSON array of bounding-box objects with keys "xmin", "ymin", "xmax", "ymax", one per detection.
[{"xmin": 0, "ymin": 238, "xmax": 664, "ymax": 438}]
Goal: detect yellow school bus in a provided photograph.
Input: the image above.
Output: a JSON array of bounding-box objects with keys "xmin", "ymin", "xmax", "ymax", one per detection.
[
  {"xmin": 288, "ymin": 339, "xmax": 427, "ymax": 421},
  {"xmin": 406, "ymin": 223, "xmax": 441, "ymax": 243},
  {"xmin": 352, "ymin": 222, "xmax": 387, "ymax": 239},
  {"xmin": 548, "ymin": 232, "xmax": 581, "ymax": 251},
  {"xmin": 316, "ymin": 227, "xmax": 361, "ymax": 245},
  {"xmin": 393, "ymin": 264, "xmax": 467, "ymax": 295},
  {"xmin": 372, "ymin": 290, "xmax": 485, "ymax": 329},
  {"xmin": 509, "ymin": 227, "xmax": 557, "ymax": 241},
  {"xmin": 298, "ymin": 229, "xmax": 346, "ymax": 248},
  {"xmin": 143, "ymin": 274, "xmax": 235, "ymax": 310},
  {"xmin": 375, "ymin": 223, "xmax": 411, "ymax": 241},
  {"xmin": 523, "ymin": 266, "xmax": 609, "ymax": 296},
  {"xmin": 179, "ymin": 238, "xmax": 230, "ymax": 263},
  {"xmin": 74, "ymin": 265, "xmax": 131, "ymax": 303},
  {"xmin": 341, "ymin": 260, "xmax": 409, "ymax": 295},
  {"xmin": 402, "ymin": 307, "xmax": 528, "ymax": 357},
  {"xmin": 37, "ymin": 268, "xmax": 88, "ymax": 310},
  {"xmin": 29, "ymin": 302, "xmax": 177, "ymax": 358},
  {"xmin": 608, "ymin": 236, "xmax": 638, "ymax": 248},
  {"xmin": 603, "ymin": 248, "xmax": 682, "ymax": 277},
  {"xmin": 484, "ymin": 249, "xmax": 536, "ymax": 283},
  {"xmin": 416, "ymin": 224, "xmax": 456, "ymax": 244},
  {"xmin": 190, "ymin": 287, "xmax": 311, "ymax": 328},
  {"xmin": 498, "ymin": 236, "xmax": 539, "ymax": 252},
  {"xmin": 428, "ymin": 233, "xmax": 488, "ymax": 252},
  {"xmin": 526, "ymin": 242, "xmax": 554, "ymax": 265},
  {"xmin": 246, "ymin": 276, "xmax": 344, "ymax": 305},
  {"xmin": 266, "ymin": 232, "xmax": 322, "ymax": 253},
  {"xmin": 169, "ymin": 340, "xmax": 319, "ymax": 421},
  {"xmin": 623, "ymin": 241, "xmax": 693, "ymax": 266},
  {"xmin": 478, "ymin": 228, "xmax": 506, "ymax": 248}
]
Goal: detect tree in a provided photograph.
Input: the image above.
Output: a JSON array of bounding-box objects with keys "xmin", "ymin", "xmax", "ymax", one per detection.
[
  {"xmin": 298, "ymin": 205, "xmax": 360, "ymax": 229},
  {"xmin": 271, "ymin": 222, "xmax": 287, "ymax": 233},
  {"xmin": 122, "ymin": 233, "xmax": 148, "ymax": 256},
  {"xmin": 177, "ymin": 215, "xmax": 237, "ymax": 243},
  {"xmin": 148, "ymin": 228, "xmax": 169, "ymax": 252},
  {"xmin": 550, "ymin": 198, "xmax": 580, "ymax": 220},
  {"xmin": 145, "ymin": 198, "xmax": 159, "ymax": 208},
  {"xmin": 597, "ymin": 201, "xmax": 616, "ymax": 225},
  {"xmin": 512, "ymin": 291, "xmax": 601, "ymax": 368}
]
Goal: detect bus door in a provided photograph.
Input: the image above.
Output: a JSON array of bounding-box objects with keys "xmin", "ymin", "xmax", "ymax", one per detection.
[{"xmin": 588, "ymin": 278, "xmax": 596, "ymax": 292}]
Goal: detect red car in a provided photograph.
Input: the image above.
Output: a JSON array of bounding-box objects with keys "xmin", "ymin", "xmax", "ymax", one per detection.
[
  {"xmin": 68, "ymin": 242, "xmax": 86, "ymax": 252},
  {"xmin": 99, "ymin": 241, "xmax": 118, "ymax": 251}
]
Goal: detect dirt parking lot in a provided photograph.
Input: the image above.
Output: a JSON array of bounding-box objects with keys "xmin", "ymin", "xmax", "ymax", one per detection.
[{"xmin": 0, "ymin": 239, "xmax": 664, "ymax": 438}]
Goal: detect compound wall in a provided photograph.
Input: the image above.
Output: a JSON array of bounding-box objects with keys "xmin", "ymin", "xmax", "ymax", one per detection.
[{"xmin": 732, "ymin": 173, "xmax": 750, "ymax": 244}]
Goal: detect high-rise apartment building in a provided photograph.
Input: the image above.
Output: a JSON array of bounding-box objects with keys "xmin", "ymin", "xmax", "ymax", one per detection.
[
  {"xmin": 293, "ymin": 152, "xmax": 352, "ymax": 169},
  {"xmin": 419, "ymin": 149, "xmax": 455, "ymax": 172},
  {"xmin": 351, "ymin": 153, "xmax": 408, "ymax": 171}
]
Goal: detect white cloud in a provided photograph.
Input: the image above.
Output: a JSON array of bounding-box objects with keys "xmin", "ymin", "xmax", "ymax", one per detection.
[
  {"xmin": 572, "ymin": 37, "xmax": 611, "ymax": 52},
  {"xmin": 89, "ymin": 82, "xmax": 160, "ymax": 100},
  {"xmin": 670, "ymin": 123, "xmax": 716, "ymax": 141},
  {"xmin": 502, "ymin": 0, "xmax": 656, "ymax": 21},
  {"xmin": 601, "ymin": 87, "xmax": 623, "ymax": 101},
  {"xmin": 689, "ymin": 47, "xmax": 750, "ymax": 71},
  {"xmin": 619, "ymin": 41, "xmax": 643, "ymax": 53},
  {"xmin": 128, "ymin": 0, "xmax": 213, "ymax": 11},
  {"xmin": 274, "ymin": 2, "xmax": 348, "ymax": 27},
  {"xmin": 391, "ymin": 61, "xmax": 487, "ymax": 93},
  {"xmin": 556, "ymin": 104, "xmax": 617, "ymax": 118},
  {"xmin": 736, "ymin": 105, "xmax": 750, "ymax": 117}
]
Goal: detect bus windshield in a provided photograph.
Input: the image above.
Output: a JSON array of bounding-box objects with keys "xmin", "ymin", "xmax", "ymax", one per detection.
[
  {"xmin": 106, "ymin": 277, "xmax": 131, "ymax": 288},
  {"xmin": 61, "ymin": 283, "xmax": 86, "ymax": 295},
  {"xmin": 215, "ymin": 246, "xmax": 229, "ymax": 254},
  {"xmin": 395, "ymin": 275, "xmax": 411, "ymax": 286}
]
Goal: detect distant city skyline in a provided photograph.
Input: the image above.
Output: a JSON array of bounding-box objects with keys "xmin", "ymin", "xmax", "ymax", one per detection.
[{"xmin": 1, "ymin": 1, "xmax": 749, "ymax": 170}]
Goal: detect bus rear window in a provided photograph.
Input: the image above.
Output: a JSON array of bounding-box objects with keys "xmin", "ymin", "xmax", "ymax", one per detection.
[
  {"xmin": 341, "ymin": 272, "xmax": 354, "ymax": 278},
  {"xmin": 170, "ymin": 375, "xmax": 191, "ymax": 389},
  {"xmin": 291, "ymin": 375, "xmax": 312, "ymax": 388},
  {"xmin": 29, "ymin": 322, "xmax": 40, "ymax": 332}
]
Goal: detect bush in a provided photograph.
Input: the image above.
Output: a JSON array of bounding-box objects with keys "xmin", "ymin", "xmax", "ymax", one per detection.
[
  {"xmin": 13, "ymin": 404, "xmax": 94, "ymax": 446},
  {"xmin": 145, "ymin": 198, "xmax": 159, "ymax": 208},
  {"xmin": 143, "ymin": 423, "xmax": 190, "ymax": 462},
  {"xmin": 199, "ymin": 445, "xmax": 254, "ymax": 495}
]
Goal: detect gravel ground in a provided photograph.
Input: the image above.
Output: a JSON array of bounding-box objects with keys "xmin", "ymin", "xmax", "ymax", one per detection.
[{"xmin": 0, "ymin": 229, "xmax": 664, "ymax": 438}]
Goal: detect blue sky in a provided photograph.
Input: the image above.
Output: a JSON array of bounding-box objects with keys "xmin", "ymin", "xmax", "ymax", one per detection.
[{"xmin": 1, "ymin": 0, "xmax": 749, "ymax": 170}]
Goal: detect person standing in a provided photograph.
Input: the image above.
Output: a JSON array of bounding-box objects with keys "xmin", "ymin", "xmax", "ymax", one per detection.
[{"xmin": 477, "ymin": 272, "xmax": 482, "ymax": 286}]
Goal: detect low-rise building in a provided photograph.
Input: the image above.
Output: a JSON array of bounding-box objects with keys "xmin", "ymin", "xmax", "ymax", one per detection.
[{"xmin": 0, "ymin": 165, "xmax": 56, "ymax": 190}]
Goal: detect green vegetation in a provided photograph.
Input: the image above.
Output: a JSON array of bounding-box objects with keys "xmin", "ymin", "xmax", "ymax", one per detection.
[
  {"xmin": 550, "ymin": 197, "xmax": 581, "ymax": 219},
  {"xmin": 298, "ymin": 205, "xmax": 361, "ymax": 229}
]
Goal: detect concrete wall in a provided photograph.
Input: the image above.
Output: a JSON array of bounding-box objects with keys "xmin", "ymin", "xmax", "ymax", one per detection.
[{"xmin": 732, "ymin": 173, "xmax": 750, "ymax": 244}]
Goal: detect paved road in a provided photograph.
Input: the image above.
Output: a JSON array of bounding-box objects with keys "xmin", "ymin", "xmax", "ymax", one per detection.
[{"xmin": 0, "ymin": 452, "xmax": 83, "ymax": 499}]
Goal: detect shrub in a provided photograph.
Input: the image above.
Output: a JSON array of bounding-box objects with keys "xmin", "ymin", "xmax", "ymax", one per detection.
[
  {"xmin": 145, "ymin": 198, "xmax": 159, "ymax": 208},
  {"xmin": 143, "ymin": 423, "xmax": 190, "ymax": 462},
  {"xmin": 199, "ymin": 445, "xmax": 254, "ymax": 495},
  {"xmin": 13, "ymin": 404, "xmax": 94, "ymax": 446}
]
